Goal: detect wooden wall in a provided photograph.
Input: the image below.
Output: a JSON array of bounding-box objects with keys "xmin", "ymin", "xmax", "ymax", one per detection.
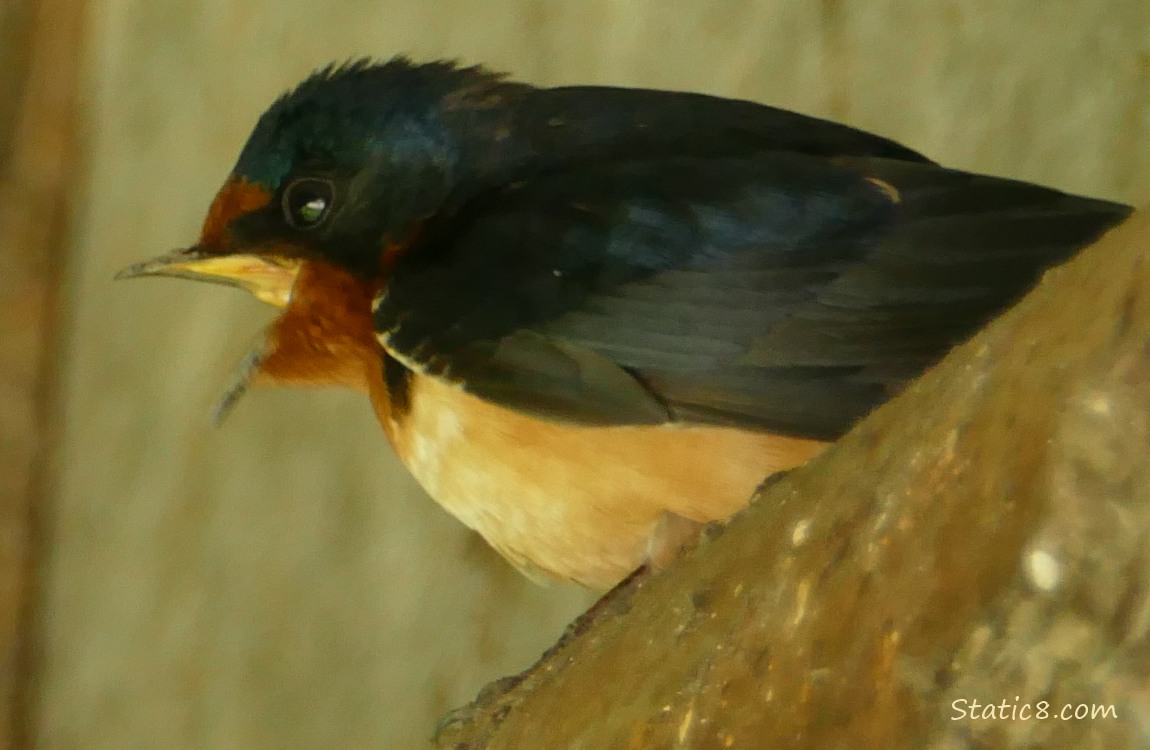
[{"xmin": 0, "ymin": 0, "xmax": 83, "ymax": 746}]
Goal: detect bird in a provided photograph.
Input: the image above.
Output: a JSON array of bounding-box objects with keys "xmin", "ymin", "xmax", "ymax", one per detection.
[{"xmin": 118, "ymin": 57, "xmax": 1130, "ymax": 589}]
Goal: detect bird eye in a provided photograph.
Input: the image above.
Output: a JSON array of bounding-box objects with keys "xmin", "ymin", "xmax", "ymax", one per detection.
[{"xmin": 282, "ymin": 177, "xmax": 335, "ymax": 230}]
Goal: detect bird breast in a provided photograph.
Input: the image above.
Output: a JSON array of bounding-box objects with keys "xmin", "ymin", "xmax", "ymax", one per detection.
[{"xmin": 374, "ymin": 370, "xmax": 827, "ymax": 588}]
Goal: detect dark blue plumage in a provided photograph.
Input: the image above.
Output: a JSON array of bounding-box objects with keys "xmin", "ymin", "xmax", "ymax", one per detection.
[
  {"xmin": 224, "ymin": 58, "xmax": 932, "ymax": 275},
  {"xmin": 219, "ymin": 58, "xmax": 1129, "ymax": 439}
]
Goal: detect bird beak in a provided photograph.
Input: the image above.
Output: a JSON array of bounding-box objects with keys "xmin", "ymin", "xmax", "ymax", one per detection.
[{"xmin": 116, "ymin": 246, "xmax": 301, "ymax": 308}]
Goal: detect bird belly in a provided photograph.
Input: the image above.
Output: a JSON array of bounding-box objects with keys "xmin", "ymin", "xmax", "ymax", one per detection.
[{"xmin": 377, "ymin": 374, "xmax": 826, "ymax": 589}]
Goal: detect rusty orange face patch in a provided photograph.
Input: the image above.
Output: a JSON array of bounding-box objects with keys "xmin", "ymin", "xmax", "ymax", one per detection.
[
  {"xmin": 204, "ymin": 259, "xmax": 385, "ymax": 421},
  {"xmin": 200, "ymin": 177, "xmax": 274, "ymax": 248}
]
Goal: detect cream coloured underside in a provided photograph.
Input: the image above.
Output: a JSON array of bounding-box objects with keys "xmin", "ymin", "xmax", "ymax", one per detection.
[{"xmin": 378, "ymin": 374, "xmax": 827, "ymax": 589}]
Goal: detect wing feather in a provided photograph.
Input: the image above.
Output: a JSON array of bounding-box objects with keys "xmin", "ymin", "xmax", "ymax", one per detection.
[{"xmin": 374, "ymin": 152, "xmax": 1128, "ymax": 439}]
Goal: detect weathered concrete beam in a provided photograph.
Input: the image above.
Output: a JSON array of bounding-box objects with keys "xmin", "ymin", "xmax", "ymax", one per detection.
[{"xmin": 437, "ymin": 211, "xmax": 1150, "ymax": 749}]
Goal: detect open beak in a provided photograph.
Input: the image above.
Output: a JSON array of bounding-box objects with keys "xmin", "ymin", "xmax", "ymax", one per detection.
[
  {"xmin": 117, "ymin": 246, "xmax": 304, "ymax": 422},
  {"xmin": 116, "ymin": 246, "xmax": 301, "ymax": 309}
]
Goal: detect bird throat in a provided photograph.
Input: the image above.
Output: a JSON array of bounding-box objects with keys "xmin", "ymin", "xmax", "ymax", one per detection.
[{"xmin": 213, "ymin": 260, "xmax": 385, "ymax": 421}]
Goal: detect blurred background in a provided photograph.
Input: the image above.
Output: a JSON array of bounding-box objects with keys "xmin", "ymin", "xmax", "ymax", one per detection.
[{"xmin": 1, "ymin": 1, "xmax": 1148, "ymax": 748}]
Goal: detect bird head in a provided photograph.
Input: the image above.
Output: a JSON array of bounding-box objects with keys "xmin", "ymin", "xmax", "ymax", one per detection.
[
  {"xmin": 118, "ymin": 58, "xmax": 520, "ymax": 296},
  {"xmin": 117, "ymin": 58, "xmax": 522, "ymax": 417}
]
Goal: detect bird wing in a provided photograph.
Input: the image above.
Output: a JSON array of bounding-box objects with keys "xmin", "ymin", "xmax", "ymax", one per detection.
[
  {"xmin": 504, "ymin": 84, "xmax": 936, "ymax": 165},
  {"xmin": 373, "ymin": 153, "xmax": 1128, "ymax": 440}
]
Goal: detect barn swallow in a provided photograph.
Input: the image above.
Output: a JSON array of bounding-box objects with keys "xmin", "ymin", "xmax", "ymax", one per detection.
[{"xmin": 118, "ymin": 58, "xmax": 1130, "ymax": 589}]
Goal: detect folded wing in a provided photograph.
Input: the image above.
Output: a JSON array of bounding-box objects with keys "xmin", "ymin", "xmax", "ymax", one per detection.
[{"xmin": 375, "ymin": 152, "xmax": 1128, "ymax": 439}]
